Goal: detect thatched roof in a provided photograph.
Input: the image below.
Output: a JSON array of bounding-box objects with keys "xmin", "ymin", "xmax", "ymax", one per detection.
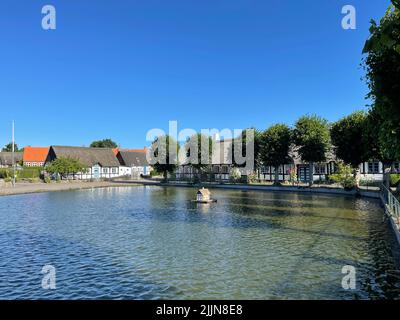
[
  {"xmin": 49, "ymin": 146, "xmax": 120, "ymax": 167},
  {"xmin": 197, "ymin": 188, "xmax": 211, "ymax": 196},
  {"xmin": 0, "ymin": 152, "xmax": 23, "ymax": 166},
  {"xmin": 117, "ymin": 151, "xmax": 149, "ymax": 167}
]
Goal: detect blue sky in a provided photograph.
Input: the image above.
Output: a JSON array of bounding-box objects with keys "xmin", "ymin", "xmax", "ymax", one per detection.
[{"xmin": 0, "ymin": 0, "xmax": 391, "ymax": 149}]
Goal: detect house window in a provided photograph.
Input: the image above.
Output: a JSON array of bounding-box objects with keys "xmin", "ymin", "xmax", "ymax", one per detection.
[
  {"xmin": 103, "ymin": 168, "xmax": 108, "ymax": 174},
  {"xmin": 213, "ymin": 166, "xmax": 220, "ymax": 173},
  {"xmin": 261, "ymin": 166, "xmax": 269, "ymax": 174},
  {"xmin": 111, "ymin": 168, "xmax": 117, "ymax": 174},
  {"xmin": 221, "ymin": 166, "xmax": 229, "ymax": 174},
  {"xmin": 368, "ymin": 162, "xmax": 380, "ymax": 174},
  {"xmin": 314, "ymin": 164, "xmax": 326, "ymax": 174},
  {"xmin": 394, "ymin": 162, "xmax": 400, "ymax": 171}
]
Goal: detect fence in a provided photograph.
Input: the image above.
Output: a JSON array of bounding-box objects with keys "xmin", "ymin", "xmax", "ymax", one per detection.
[{"xmin": 380, "ymin": 184, "xmax": 400, "ymax": 227}]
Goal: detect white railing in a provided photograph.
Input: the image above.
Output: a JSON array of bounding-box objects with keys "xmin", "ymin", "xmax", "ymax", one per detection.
[{"xmin": 380, "ymin": 184, "xmax": 400, "ymax": 227}]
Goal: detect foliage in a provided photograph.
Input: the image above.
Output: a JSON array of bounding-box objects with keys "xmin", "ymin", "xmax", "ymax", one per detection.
[
  {"xmin": 288, "ymin": 166, "xmax": 297, "ymax": 184},
  {"xmin": 229, "ymin": 167, "xmax": 242, "ymax": 183},
  {"xmin": 260, "ymin": 124, "xmax": 292, "ymax": 183},
  {"xmin": 390, "ymin": 173, "xmax": 400, "ymax": 187},
  {"xmin": 44, "ymin": 176, "xmax": 51, "ymax": 184},
  {"xmin": 329, "ymin": 162, "xmax": 356, "ymax": 190},
  {"xmin": 90, "ymin": 139, "xmax": 118, "ymax": 148},
  {"xmin": 2, "ymin": 142, "xmax": 20, "ymax": 152},
  {"xmin": 231, "ymin": 128, "xmax": 262, "ymax": 169},
  {"xmin": 185, "ymin": 133, "xmax": 213, "ymax": 172},
  {"xmin": 18, "ymin": 167, "xmax": 42, "ymax": 179},
  {"xmin": 292, "ymin": 115, "xmax": 331, "ymax": 163},
  {"xmin": 148, "ymin": 135, "xmax": 179, "ymax": 180},
  {"xmin": 46, "ymin": 157, "xmax": 87, "ymax": 177},
  {"xmin": 0, "ymin": 168, "xmax": 11, "ymax": 179},
  {"xmin": 331, "ymin": 111, "xmax": 368, "ymax": 168},
  {"xmin": 150, "ymin": 169, "xmax": 160, "ymax": 177},
  {"xmin": 363, "ymin": 3, "xmax": 400, "ymax": 159}
]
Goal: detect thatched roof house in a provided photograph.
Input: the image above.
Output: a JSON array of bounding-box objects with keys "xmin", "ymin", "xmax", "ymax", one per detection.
[
  {"xmin": 0, "ymin": 152, "xmax": 23, "ymax": 167},
  {"xmin": 46, "ymin": 146, "xmax": 120, "ymax": 167}
]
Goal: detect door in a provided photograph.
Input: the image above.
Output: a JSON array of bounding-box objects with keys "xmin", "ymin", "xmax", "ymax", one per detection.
[
  {"xmin": 298, "ymin": 166, "xmax": 309, "ymax": 183},
  {"xmin": 92, "ymin": 165, "xmax": 100, "ymax": 179}
]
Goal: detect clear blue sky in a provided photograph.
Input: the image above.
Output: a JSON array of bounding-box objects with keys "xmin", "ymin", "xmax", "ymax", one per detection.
[{"xmin": 0, "ymin": 0, "xmax": 391, "ymax": 149}]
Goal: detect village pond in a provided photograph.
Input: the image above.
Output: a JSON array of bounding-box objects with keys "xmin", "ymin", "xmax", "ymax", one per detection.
[{"xmin": 0, "ymin": 186, "xmax": 399, "ymax": 299}]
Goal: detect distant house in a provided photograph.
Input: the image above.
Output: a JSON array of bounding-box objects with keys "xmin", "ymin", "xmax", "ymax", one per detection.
[
  {"xmin": 23, "ymin": 147, "xmax": 49, "ymax": 167},
  {"xmin": 0, "ymin": 152, "xmax": 23, "ymax": 168},
  {"xmin": 116, "ymin": 149, "xmax": 151, "ymax": 178},
  {"xmin": 45, "ymin": 146, "xmax": 122, "ymax": 179}
]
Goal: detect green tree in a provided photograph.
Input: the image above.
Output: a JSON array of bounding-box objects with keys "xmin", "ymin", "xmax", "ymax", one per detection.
[
  {"xmin": 363, "ymin": 2, "xmax": 400, "ymax": 159},
  {"xmin": 231, "ymin": 128, "xmax": 262, "ymax": 177},
  {"xmin": 185, "ymin": 133, "xmax": 213, "ymax": 182},
  {"xmin": 46, "ymin": 157, "xmax": 87, "ymax": 179},
  {"xmin": 2, "ymin": 142, "xmax": 20, "ymax": 152},
  {"xmin": 148, "ymin": 135, "xmax": 179, "ymax": 181},
  {"xmin": 260, "ymin": 124, "xmax": 292, "ymax": 184},
  {"xmin": 292, "ymin": 115, "xmax": 331, "ymax": 186},
  {"xmin": 90, "ymin": 139, "xmax": 118, "ymax": 148},
  {"xmin": 331, "ymin": 111, "xmax": 368, "ymax": 187}
]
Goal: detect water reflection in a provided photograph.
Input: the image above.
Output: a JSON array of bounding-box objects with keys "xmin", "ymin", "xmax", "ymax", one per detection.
[{"xmin": 0, "ymin": 186, "xmax": 399, "ymax": 299}]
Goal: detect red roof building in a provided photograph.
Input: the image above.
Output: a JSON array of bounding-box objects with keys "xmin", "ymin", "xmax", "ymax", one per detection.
[{"xmin": 23, "ymin": 147, "xmax": 49, "ymax": 167}]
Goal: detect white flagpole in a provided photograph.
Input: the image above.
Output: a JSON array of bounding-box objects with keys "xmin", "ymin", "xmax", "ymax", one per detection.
[{"xmin": 12, "ymin": 121, "xmax": 15, "ymax": 187}]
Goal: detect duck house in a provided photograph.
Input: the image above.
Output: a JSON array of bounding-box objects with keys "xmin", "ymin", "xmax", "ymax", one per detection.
[{"xmin": 195, "ymin": 187, "xmax": 217, "ymax": 203}]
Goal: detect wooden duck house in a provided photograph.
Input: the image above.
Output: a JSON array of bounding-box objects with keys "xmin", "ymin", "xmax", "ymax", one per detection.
[{"xmin": 195, "ymin": 187, "xmax": 217, "ymax": 203}]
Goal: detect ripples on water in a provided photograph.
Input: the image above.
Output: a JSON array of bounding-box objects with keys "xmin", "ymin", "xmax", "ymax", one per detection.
[{"xmin": 0, "ymin": 186, "xmax": 399, "ymax": 299}]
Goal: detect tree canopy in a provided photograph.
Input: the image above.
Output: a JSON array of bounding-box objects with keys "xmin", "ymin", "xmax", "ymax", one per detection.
[
  {"xmin": 90, "ymin": 139, "xmax": 118, "ymax": 148},
  {"xmin": 330, "ymin": 111, "xmax": 367, "ymax": 168},
  {"xmin": 292, "ymin": 115, "xmax": 330, "ymax": 164},
  {"xmin": 260, "ymin": 124, "xmax": 292, "ymax": 178},
  {"xmin": 148, "ymin": 135, "xmax": 179, "ymax": 180},
  {"xmin": 2, "ymin": 142, "xmax": 20, "ymax": 152},
  {"xmin": 363, "ymin": 2, "xmax": 400, "ymax": 159},
  {"xmin": 46, "ymin": 157, "xmax": 87, "ymax": 177},
  {"xmin": 185, "ymin": 133, "xmax": 213, "ymax": 172}
]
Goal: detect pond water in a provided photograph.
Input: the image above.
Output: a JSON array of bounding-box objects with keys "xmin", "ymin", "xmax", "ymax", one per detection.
[{"xmin": 0, "ymin": 186, "xmax": 399, "ymax": 299}]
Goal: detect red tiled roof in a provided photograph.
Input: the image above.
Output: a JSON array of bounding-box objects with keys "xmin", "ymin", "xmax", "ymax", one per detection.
[{"xmin": 23, "ymin": 147, "xmax": 49, "ymax": 162}]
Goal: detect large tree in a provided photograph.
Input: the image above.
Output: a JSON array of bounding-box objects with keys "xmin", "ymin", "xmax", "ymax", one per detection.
[
  {"xmin": 363, "ymin": 1, "xmax": 400, "ymax": 159},
  {"xmin": 292, "ymin": 115, "xmax": 331, "ymax": 186},
  {"xmin": 231, "ymin": 128, "xmax": 262, "ymax": 174},
  {"xmin": 148, "ymin": 135, "xmax": 179, "ymax": 181},
  {"xmin": 260, "ymin": 124, "xmax": 292, "ymax": 184},
  {"xmin": 2, "ymin": 142, "xmax": 20, "ymax": 152},
  {"xmin": 46, "ymin": 157, "xmax": 87, "ymax": 179},
  {"xmin": 90, "ymin": 139, "xmax": 118, "ymax": 148},
  {"xmin": 331, "ymin": 111, "xmax": 367, "ymax": 168},
  {"xmin": 185, "ymin": 133, "xmax": 213, "ymax": 181}
]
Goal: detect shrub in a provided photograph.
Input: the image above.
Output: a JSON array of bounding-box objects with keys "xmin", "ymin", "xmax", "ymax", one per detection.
[
  {"xmin": 0, "ymin": 168, "xmax": 11, "ymax": 179},
  {"xmin": 3, "ymin": 177, "xmax": 12, "ymax": 183},
  {"xmin": 329, "ymin": 162, "xmax": 356, "ymax": 190},
  {"xmin": 390, "ymin": 174, "xmax": 400, "ymax": 187},
  {"xmin": 229, "ymin": 168, "xmax": 242, "ymax": 183},
  {"xmin": 44, "ymin": 176, "xmax": 51, "ymax": 184}
]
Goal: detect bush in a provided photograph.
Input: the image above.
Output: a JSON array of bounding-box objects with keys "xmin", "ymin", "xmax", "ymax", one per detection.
[
  {"xmin": 229, "ymin": 168, "xmax": 241, "ymax": 183},
  {"xmin": 329, "ymin": 162, "xmax": 356, "ymax": 190},
  {"xmin": 44, "ymin": 176, "xmax": 51, "ymax": 183},
  {"xmin": 390, "ymin": 174, "xmax": 400, "ymax": 187},
  {"xmin": 18, "ymin": 167, "xmax": 42, "ymax": 179},
  {"xmin": 0, "ymin": 168, "xmax": 11, "ymax": 179},
  {"xmin": 3, "ymin": 177, "xmax": 12, "ymax": 183}
]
